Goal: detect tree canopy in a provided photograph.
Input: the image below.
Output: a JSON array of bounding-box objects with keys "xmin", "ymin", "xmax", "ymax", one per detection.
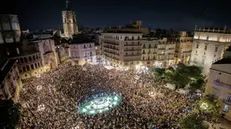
[
  {"xmin": 198, "ymin": 95, "xmax": 221, "ymax": 120},
  {"xmin": 179, "ymin": 113, "xmax": 209, "ymax": 129},
  {"xmin": 0, "ymin": 99, "xmax": 20, "ymax": 129},
  {"xmin": 152, "ymin": 63, "xmax": 205, "ymax": 90}
]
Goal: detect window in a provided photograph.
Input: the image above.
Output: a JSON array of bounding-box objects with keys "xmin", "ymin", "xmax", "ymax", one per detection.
[
  {"xmin": 23, "ymin": 67, "xmax": 26, "ymax": 72},
  {"xmin": 215, "ymin": 47, "xmax": 218, "ymax": 52},
  {"xmin": 35, "ymin": 63, "xmax": 37, "ymax": 68},
  {"xmin": 29, "ymin": 56, "xmax": 32, "ymax": 61},
  {"xmin": 33, "ymin": 55, "xmax": 36, "ymax": 60},
  {"xmin": 148, "ymin": 56, "xmax": 150, "ymax": 60},
  {"xmin": 20, "ymin": 58, "xmax": 23, "ymax": 63},
  {"xmin": 132, "ymin": 36, "xmax": 134, "ymax": 40},
  {"xmin": 90, "ymin": 52, "xmax": 92, "ymax": 56},
  {"xmin": 31, "ymin": 64, "xmax": 34, "ymax": 70},
  {"xmin": 204, "ymin": 45, "xmax": 207, "ymax": 50},
  {"xmin": 196, "ymin": 51, "xmax": 197, "ymax": 54},
  {"xmin": 143, "ymin": 50, "xmax": 145, "ymax": 54},
  {"xmin": 143, "ymin": 56, "xmax": 145, "ymax": 60},
  {"xmin": 196, "ymin": 44, "xmax": 199, "ymax": 48},
  {"xmin": 24, "ymin": 57, "xmax": 27, "ymax": 63},
  {"xmin": 226, "ymin": 95, "xmax": 231, "ymax": 103},
  {"xmin": 149, "ymin": 44, "xmax": 151, "ymax": 48},
  {"xmin": 143, "ymin": 44, "xmax": 146, "ymax": 48},
  {"xmin": 84, "ymin": 45, "xmax": 86, "ymax": 48},
  {"xmin": 90, "ymin": 44, "xmax": 92, "ymax": 48},
  {"xmin": 26, "ymin": 65, "xmax": 30, "ymax": 71}
]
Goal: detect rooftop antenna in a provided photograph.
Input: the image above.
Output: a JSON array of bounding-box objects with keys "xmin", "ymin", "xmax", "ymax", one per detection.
[{"xmin": 66, "ymin": 0, "xmax": 69, "ymax": 9}]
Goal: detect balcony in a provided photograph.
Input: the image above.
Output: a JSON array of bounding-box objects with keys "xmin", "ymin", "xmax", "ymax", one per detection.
[
  {"xmin": 124, "ymin": 49, "xmax": 142, "ymax": 51},
  {"xmin": 223, "ymin": 99, "xmax": 231, "ymax": 105},
  {"xmin": 124, "ymin": 43, "xmax": 141, "ymax": 46},
  {"xmin": 104, "ymin": 41, "xmax": 119, "ymax": 45},
  {"xmin": 104, "ymin": 50, "xmax": 119, "ymax": 56},
  {"xmin": 103, "ymin": 45, "xmax": 119, "ymax": 50},
  {"xmin": 182, "ymin": 51, "xmax": 192, "ymax": 53},
  {"xmin": 158, "ymin": 48, "xmax": 165, "ymax": 50},
  {"xmin": 168, "ymin": 48, "xmax": 175, "ymax": 50},
  {"xmin": 213, "ymin": 80, "xmax": 231, "ymax": 90}
]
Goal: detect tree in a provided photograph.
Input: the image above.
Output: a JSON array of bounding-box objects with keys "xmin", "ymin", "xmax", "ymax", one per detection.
[
  {"xmin": 198, "ymin": 95, "xmax": 221, "ymax": 121},
  {"xmin": 152, "ymin": 68, "xmax": 165, "ymax": 81},
  {"xmin": 0, "ymin": 99, "xmax": 20, "ymax": 129},
  {"xmin": 189, "ymin": 77, "xmax": 205, "ymax": 91},
  {"xmin": 179, "ymin": 113, "xmax": 209, "ymax": 129}
]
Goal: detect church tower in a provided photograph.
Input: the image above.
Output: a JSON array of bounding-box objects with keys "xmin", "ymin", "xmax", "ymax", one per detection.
[{"xmin": 62, "ymin": 0, "xmax": 78, "ymax": 38}]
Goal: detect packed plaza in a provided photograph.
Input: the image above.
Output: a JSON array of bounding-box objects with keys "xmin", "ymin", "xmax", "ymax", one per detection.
[{"xmin": 19, "ymin": 62, "xmax": 201, "ymax": 129}]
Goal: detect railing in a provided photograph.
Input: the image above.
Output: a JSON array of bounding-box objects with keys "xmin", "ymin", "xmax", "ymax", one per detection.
[
  {"xmin": 103, "ymin": 46, "xmax": 119, "ymax": 50},
  {"xmin": 124, "ymin": 49, "xmax": 142, "ymax": 51},
  {"xmin": 124, "ymin": 43, "xmax": 141, "ymax": 46},
  {"xmin": 182, "ymin": 51, "xmax": 192, "ymax": 53},
  {"xmin": 223, "ymin": 99, "xmax": 231, "ymax": 105},
  {"xmin": 104, "ymin": 41, "xmax": 119, "ymax": 45},
  {"xmin": 158, "ymin": 48, "xmax": 165, "ymax": 50}
]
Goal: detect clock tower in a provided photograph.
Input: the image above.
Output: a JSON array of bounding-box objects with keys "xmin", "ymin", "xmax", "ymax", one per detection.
[{"xmin": 62, "ymin": 0, "xmax": 78, "ymax": 38}]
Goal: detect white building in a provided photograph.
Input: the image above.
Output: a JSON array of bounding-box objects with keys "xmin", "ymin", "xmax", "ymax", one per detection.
[
  {"xmin": 69, "ymin": 37, "xmax": 96, "ymax": 65},
  {"xmin": 190, "ymin": 27, "xmax": 231, "ymax": 75},
  {"xmin": 205, "ymin": 47, "xmax": 231, "ymax": 121}
]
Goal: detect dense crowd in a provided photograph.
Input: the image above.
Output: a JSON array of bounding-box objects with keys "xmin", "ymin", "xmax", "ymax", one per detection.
[{"xmin": 19, "ymin": 62, "xmax": 199, "ymax": 129}]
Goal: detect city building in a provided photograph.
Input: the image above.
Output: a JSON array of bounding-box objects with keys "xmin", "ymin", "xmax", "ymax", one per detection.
[
  {"xmin": 0, "ymin": 14, "xmax": 21, "ymax": 57},
  {"xmin": 69, "ymin": 35, "xmax": 96, "ymax": 65},
  {"xmin": 190, "ymin": 27, "xmax": 231, "ymax": 75},
  {"xmin": 62, "ymin": 0, "xmax": 78, "ymax": 38},
  {"xmin": 0, "ymin": 14, "xmax": 21, "ymax": 44},
  {"xmin": 0, "ymin": 57, "xmax": 22, "ymax": 102},
  {"xmin": 205, "ymin": 47, "xmax": 231, "ymax": 121},
  {"xmin": 175, "ymin": 31, "xmax": 193, "ymax": 64},
  {"xmin": 101, "ymin": 32, "xmax": 143, "ymax": 69}
]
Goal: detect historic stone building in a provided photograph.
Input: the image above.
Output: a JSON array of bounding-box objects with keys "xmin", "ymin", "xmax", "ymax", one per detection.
[
  {"xmin": 62, "ymin": 0, "xmax": 78, "ymax": 38},
  {"xmin": 0, "ymin": 57, "xmax": 22, "ymax": 102},
  {"xmin": 190, "ymin": 27, "xmax": 231, "ymax": 74},
  {"xmin": 175, "ymin": 32, "xmax": 193, "ymax": 64}
]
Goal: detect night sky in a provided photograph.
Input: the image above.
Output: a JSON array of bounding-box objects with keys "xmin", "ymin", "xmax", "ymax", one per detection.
[{"xmin": 1, "ymin": 0, "xmax": 231, "ymax": 31}]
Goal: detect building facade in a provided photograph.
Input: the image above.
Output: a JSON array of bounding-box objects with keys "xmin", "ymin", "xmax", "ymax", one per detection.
[
  {"xmin": 62, "ymin": 0, "xmax": 78, "ymax": 38},
  {"xmin": 175, "ymin": 32, "xmax": 193, "ymax": 64},
  {"xmin": 101, "ymin": 32, "xmax": 178, "ymax": 69},
  {"xmin": 205, "ymin": 47, "xmax": 231, "ymax": 121},
  {"xmin": 101, "ymin": 32, "xmax": 143, "ymax": 68},
  {"xmin": 0, "ymin": 58, "xmax": 22, "ymax": 102},
  {"xmin": 69, "ymin": 42, "xmax": 96, "ymax": 65},
  {"xmin": 190, "ymin": 28, "xmax": 231, "ymax": 74},
  {"xmin": 0, "ymin": 14, "xmax": 21, "ymax": 44}
]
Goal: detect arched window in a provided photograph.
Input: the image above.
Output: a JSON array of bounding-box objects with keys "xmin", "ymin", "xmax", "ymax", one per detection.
[
  {"xmin": 31, "ymin": 64, "xmax": 34, "ymax": 70},
  {"xmin": 26, "ymin": 65, "xmax": 30, "ymax": 71},
  {"xmin": 29, "ymin": 56, "xmax": 32, "ymax": 62},
  {"xmin": 24, "ymin": 57, "xmax": 27, "ymax": 63}
]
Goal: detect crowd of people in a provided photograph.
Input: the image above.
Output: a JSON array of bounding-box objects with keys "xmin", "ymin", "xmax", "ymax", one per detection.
[{"xmin": 19, "ymin": 62, "xmax": 200, "ymax": 129}]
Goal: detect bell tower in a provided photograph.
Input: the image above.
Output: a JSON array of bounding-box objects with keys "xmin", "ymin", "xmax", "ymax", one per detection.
[{"xmin": 62, "ymin": 0, "xmax": 78, "ymax": 38}]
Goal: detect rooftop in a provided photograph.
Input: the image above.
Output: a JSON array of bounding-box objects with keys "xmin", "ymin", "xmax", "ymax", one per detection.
[
  {"xmin": 214, "ymin": 58, "xmax": 231, "ymax": 64},
  {"xmin": 70, "ymin": 35, "xmax": 94, "ymax": 44},
  {"xmin": 195, "ymin": 27, "xmax": 231, "ymax": 34}
]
